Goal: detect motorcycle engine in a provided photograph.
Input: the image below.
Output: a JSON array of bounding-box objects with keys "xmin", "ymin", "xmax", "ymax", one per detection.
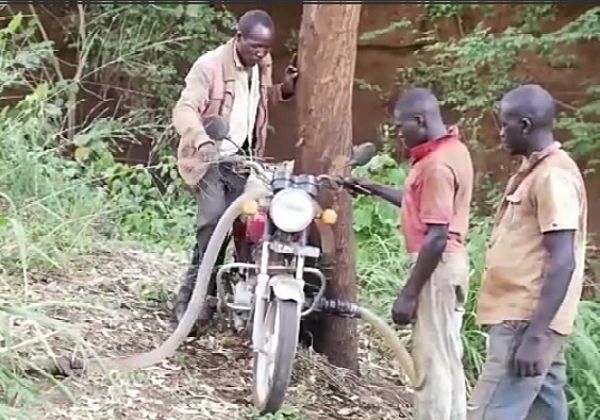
[{"xmin": 231, "ymin": 279, "xmax": 253, "ymax": 332}]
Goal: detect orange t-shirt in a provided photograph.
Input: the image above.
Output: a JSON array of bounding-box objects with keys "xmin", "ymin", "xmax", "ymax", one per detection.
[{"xmin": 400, "ymin": 127, "xmax": 474, "ymax": 254}]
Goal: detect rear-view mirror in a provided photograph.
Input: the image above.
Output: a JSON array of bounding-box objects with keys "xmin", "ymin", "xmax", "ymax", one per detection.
[
  {"xmin": 204, "ymin": 116, "xmax": 230, "ymax": 141},
  {"xmin": 350, "ymin": 142, "xmax": 377, "ymax": 167}
]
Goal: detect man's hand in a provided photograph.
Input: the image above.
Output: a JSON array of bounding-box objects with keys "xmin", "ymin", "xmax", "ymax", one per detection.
[
  {"xmin": 343, "ymin": 176, "xmax": 374, "ymax": 197},
  {"xmin": 391, "ymin": 292, "xmax": 418, "ymax": 325},
  {"xmin": 391, "ymin": 224, "xmax": 448, "ymax": 326},
  {"xmin": 281, "ymin": 53, "xmax": 299, "ymax": 98},
  {"xmin": 198, "ymin": 141, "xmax": 219, "ymax": 164},
  {"xmin": 343, "ymin": 178, "xmax": 404, "ymax": 207},
  {"xmin": 514, "ymin": 332, "xmax": 547, "ymax": 377}
]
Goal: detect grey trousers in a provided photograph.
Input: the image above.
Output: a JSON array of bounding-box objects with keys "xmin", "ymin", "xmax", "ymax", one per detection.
[
  {"xmin": 467, "ymin": 321, "xmax": 569, "ymax": 420},
  {"xmin": 409, "ymin": 253, "xmax": 470, "ymax": 420},
  {"xmin": 177, "ymin": 163, "xmax": 248, "ymax": 303}
]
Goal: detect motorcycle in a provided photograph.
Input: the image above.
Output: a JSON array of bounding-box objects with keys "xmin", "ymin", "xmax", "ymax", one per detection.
[
  {"xmin": 201, "ymin": 117, "xmax": 376, "ymax": 414},
  {"xmin": 21, "ymin": 120, "xmax": 419, "ymax": 398}
]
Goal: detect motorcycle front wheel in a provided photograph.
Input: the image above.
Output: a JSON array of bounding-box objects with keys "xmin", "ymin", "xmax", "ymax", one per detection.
[{"xmin": 252, "ymin": 298, "xmax": 300, "ymax": 414}]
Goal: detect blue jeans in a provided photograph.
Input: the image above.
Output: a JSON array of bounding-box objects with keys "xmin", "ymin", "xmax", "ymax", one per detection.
[{"xmin": 467, "ymin": 321, "xmax": 568, "ymax": 420}]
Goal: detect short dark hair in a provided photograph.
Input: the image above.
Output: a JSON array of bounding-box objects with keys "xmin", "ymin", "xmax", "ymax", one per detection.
[
  {"xmin": 502, "ymin": 84, "xmax": 556, "ymax": 128},
  {"xmin": 395, "ymin": 87, "xmax": 441, "ymax": 118},
  {"xmin": 238, "ymin": 9, "xmax": 274, "ymax": 36}
]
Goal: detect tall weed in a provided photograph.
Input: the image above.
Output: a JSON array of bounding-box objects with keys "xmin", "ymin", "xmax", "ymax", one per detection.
[
  {"xmin": 0, "ymin": 15, "xmax": 110, "ymax": 271},
  {"xmin": 0, "ymin": 14, "xmax": 102, "ymax": 415},
  {"xmin": 0, "ymin": 7, "xmax": 230, "ymax": 416}
]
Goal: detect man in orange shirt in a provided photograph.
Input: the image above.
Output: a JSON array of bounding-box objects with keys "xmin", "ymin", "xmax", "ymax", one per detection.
[
  {"xmin": 468, "ymin": 85, "xmax": 587, "ymax": 420},
  {"xmin": 350, "ymin": 87, "xmax": 474, "ymax": 420}
]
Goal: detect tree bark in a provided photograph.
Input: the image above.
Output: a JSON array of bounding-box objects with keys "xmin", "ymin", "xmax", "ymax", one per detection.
[{"xmin": 295, "ymin": 4, "xmax": 361, "ymax": 371}]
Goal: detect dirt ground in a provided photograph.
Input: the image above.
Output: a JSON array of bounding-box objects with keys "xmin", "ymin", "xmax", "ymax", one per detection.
[{"xmin": 15, "ymin": 245, "xmax": 413, "ymax": 420}]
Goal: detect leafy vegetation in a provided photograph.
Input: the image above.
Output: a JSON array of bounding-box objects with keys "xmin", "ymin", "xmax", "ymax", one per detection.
[
  {"xmin": 1, "ymin": 3, "xmax": 599, "ymax": 419},
  {"xmin": 0, "ymin": 5, "xmax": 231, "ymax": 417},
  {"xmin": 253, "ymin": 406, "xmax": 306, "ymax": 420},
  {"xmin": 398, "ymin": 5, "xmax": 600, "ymax": 163}
]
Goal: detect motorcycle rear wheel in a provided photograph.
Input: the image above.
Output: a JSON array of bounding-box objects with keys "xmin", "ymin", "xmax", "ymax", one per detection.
[{"xmin": 252, "ymin": 298, "xmax": 300, "ymax": 414}]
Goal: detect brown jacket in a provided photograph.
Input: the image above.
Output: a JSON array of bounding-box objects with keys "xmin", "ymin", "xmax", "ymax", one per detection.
[{"xmin": 172, "ymin": 38, "xmax": 289, "ymax": 187}]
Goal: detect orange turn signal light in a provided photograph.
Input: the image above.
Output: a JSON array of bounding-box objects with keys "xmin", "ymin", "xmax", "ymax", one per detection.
[
  {"xmin": 321, "ymin": 209, "xmax": 338, "ymax": 225},
  {"xmin": 242, "ymin": 200, "xmax": 259, "ymax": 215}
]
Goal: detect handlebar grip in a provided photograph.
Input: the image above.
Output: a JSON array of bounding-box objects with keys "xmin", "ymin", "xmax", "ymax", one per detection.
[{"xmin": 339, "ymin": 178, "xmax": 372, "ymax": 196}]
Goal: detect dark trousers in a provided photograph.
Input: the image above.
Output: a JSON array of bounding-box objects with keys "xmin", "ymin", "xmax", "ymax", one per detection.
[{"xmin": 175, "ymin": 163, "xmax": 248, "ymax": 313}]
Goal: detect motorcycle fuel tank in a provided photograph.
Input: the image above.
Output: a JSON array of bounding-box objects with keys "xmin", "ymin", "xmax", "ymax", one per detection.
[{"xmin": 245, "ymin": 212, "xmax": 266, "ymax": 244}]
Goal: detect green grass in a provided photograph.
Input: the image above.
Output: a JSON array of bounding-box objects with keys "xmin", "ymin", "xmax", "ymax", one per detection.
[
  {"xmin": 0, "ymin": 14, "xmax": 196, "ymax": 417},
  {"xmin": 251, "ymin": 406, "xmax": 306, "ymax": 420},
  {"xmin": 566, "ymin": 300, "xmax": 600, "ymax": 419}
]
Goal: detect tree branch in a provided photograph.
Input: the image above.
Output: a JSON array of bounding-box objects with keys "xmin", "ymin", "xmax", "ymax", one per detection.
[
  {"xmin": 28, "ymin": 4, "xmax": 64, "ymax": 82},
  {"xmin": 67, "ymin": 4, "xmax": 87, "ymax": 142}
]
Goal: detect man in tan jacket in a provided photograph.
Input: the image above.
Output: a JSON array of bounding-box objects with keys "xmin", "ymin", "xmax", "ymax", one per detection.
[{"xmin": 171, "ymin": 9, "xmax": 298, "ymax": 329}]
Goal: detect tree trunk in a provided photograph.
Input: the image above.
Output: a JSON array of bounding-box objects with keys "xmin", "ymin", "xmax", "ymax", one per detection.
[{"xmin": 295, "ymin": 4, "xmax": 361, "ymax": 371}]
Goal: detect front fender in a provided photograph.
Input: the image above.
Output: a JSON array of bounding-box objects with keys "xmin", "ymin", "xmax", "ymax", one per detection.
[{"xmin": 269, "ymin": 274, "xmax": 305, "ymax": 303}]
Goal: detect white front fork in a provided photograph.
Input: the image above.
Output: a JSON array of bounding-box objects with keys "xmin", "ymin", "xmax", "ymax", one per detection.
[
  {"xmin": 252, "ymin": 242, "xmax": 305, "ymax": 353},
  {"xmin": 252, "ymin": 241, "xmax": 271, "ymax": 352}
]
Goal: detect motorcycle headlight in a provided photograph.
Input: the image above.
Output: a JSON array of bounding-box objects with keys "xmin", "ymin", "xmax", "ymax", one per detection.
[{"xmin": 269, "ymin": 188, "xmax": 315, "ymax": 233}]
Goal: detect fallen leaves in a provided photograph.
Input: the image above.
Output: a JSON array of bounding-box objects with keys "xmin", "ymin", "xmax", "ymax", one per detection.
[{"xmin": 6, "ymin": 245, "xmax": 412, "ymax": 419}]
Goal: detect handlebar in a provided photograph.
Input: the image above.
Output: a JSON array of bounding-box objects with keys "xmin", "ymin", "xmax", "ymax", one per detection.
[
  {"xmin": 316, "ymin": 174, "xmax": 344, "ymax": 188},
  {"xmin": 218, "ymin": 156, "xmax": 369, "ymax": 195},
  {"xmin": 317, "ymin": 174, "xmax": 371, "ymax": 195},
  {"xmin": 219, "ymin": 155, "xmax": 269, "ymax": 178}
]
